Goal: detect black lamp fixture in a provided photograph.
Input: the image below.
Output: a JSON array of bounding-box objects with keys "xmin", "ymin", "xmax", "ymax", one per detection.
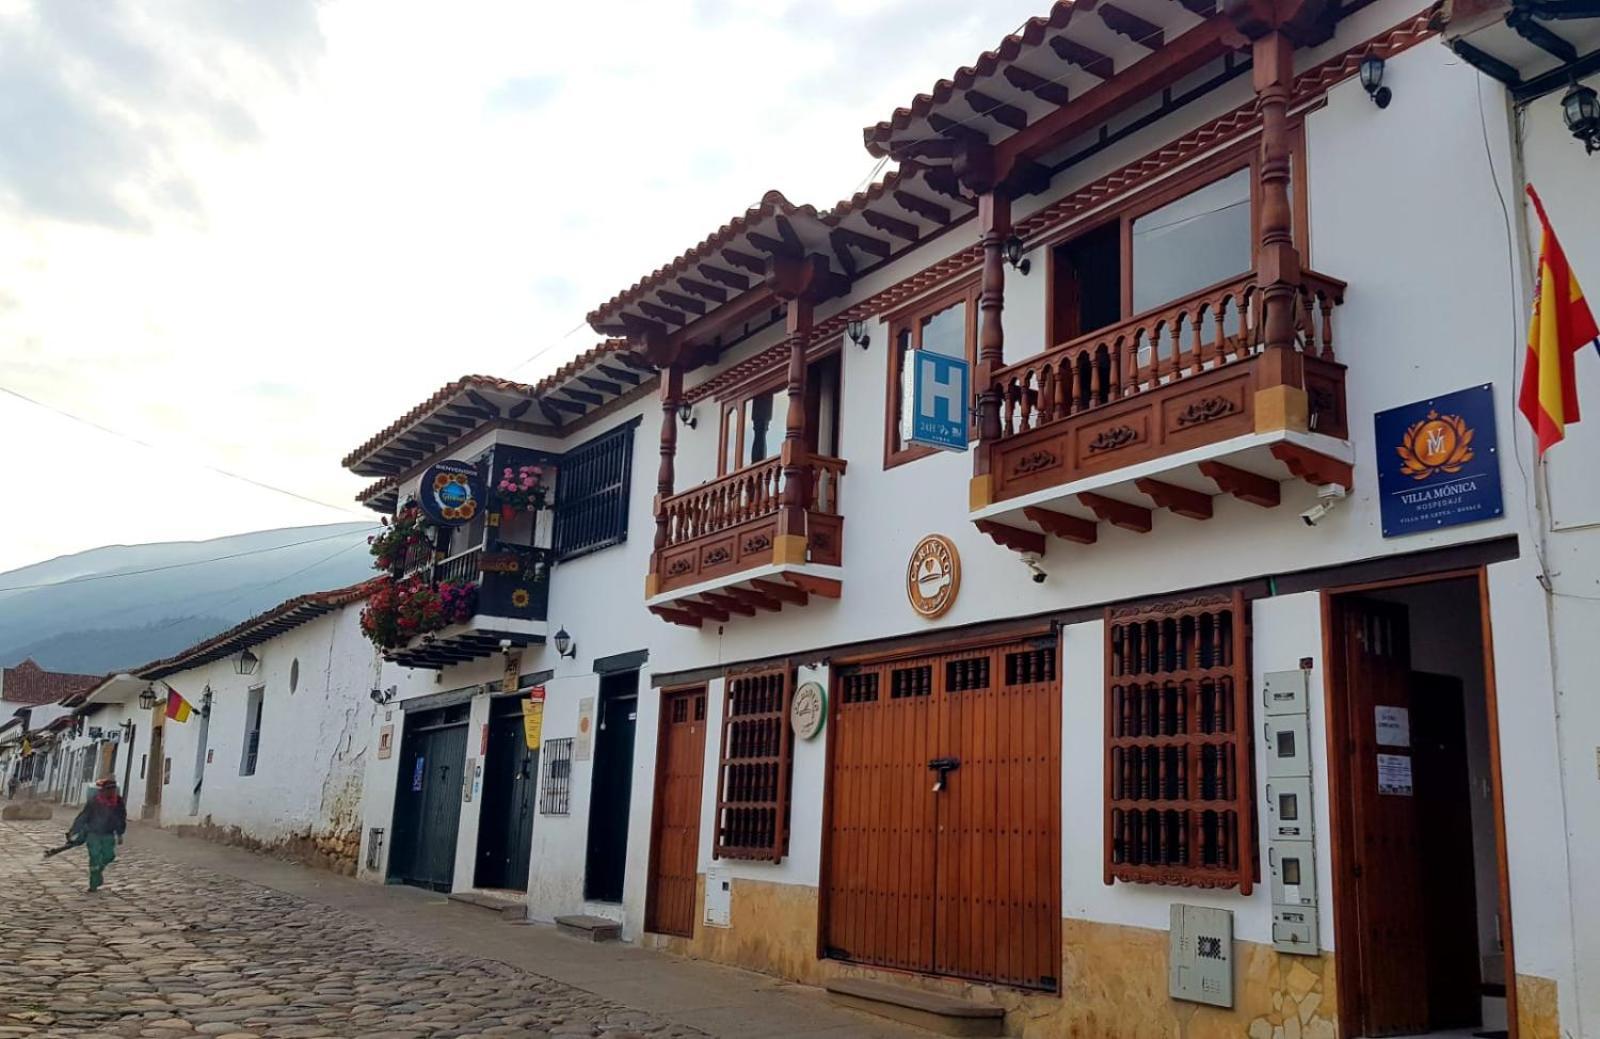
[
  {"xmin": 1359, "ymin": 54, "xmax": 1391, "ymax": 109},
  {"xmin": 846, "ymin": 317, "xmax": 871, "ymax": 350},
  {"xmin": 677, "ymin": 401, "xmax": 697, "ymax": 429},
  {"xmin": 553, "ymin": 626, "xmax": 577, "ymax": 659},
  {"xmin": 1002, "ymin": 233, "xmax": 1032, "ymax": 275},
  {"xmin": 200, "ymin": 686, "xmax": 214, "ymax": 718},
  {"xmin": 138, "ymin": 687, "xmax": 158, "ymax": 710},
  {"xmin": 369, "ymin": 685, "xmax": 396, "ymax": 706},
  {"xmin": 1562, "ymin": 79, "xmax": 1600, "ymax": 155},
  {"xmin": 234, "ymin": 648, "xmax": 259, "ymax": 676}
]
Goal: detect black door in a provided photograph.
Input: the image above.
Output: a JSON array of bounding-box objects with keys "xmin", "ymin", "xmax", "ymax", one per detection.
[
  {"xmin": 584, "ymin": 670, "xmax": 639, "ymax": 903},
  {"xmin": 389, "ymin": 705, "xmax": 470, "ymax": 891},
  {"xmin": 475, "ymin": 697, "xmax": 539, "ymax": 890}
]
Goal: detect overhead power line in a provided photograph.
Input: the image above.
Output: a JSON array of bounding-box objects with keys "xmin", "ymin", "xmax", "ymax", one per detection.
[{"xmin": 0, "ymin": 385, "xmax": 368, "ymax": 517}]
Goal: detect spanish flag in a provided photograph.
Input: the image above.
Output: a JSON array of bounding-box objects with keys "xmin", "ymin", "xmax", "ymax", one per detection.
[
  {"xmin": 165, "ymin": 687, "xmax": 194, "ymax": 723},
  {"xmin": 1520, "ymin": 185, "xmax": 1600, "ymax": 455}
]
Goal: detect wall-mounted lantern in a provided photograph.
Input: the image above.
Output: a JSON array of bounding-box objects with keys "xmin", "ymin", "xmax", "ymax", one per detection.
[
  {"xmin": 553, "ymin": 626, "xmax": 577, "ymax": 659},
  {"xmin": 1360, "ymin": 54, "xmax": 1391, "ymax": 109},
  {"xmin": 1003, "ymin": 234, "xmax": 1032, "ymax": 275},
  {"xmin": 676, "ymin": 402, "xmax": 698, "ymax": 429},
  {"xmin": 138, "ymin": 687, "xmax": 158, "ymax": 711},
  {"xmin": 846, "ymin": 318, "xmax": 871, "ymax": 350},
  {"xmin": 235, "ymin": 648, "xmax": 259, "ymax": 676},
  {"xmin": 1562, "ymin": 80, "xmax": 1600, "ymax": 154}
]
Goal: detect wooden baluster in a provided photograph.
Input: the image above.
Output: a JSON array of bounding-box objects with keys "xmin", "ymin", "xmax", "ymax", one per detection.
[
  {"xmin": 1191, "ymin": 309, "xmax": 1205, "ymax": 373},
  {"xmin": 1089, "ymin": 346, "xmax": 1104, "ymax": 406},
  {"xmin": 1110, "ymin": 339, "xmax": 1123, "ymax": 400},
  {"xmin": 1319, "ymin": 292, "xmax": 1335, "ymax": 360}
]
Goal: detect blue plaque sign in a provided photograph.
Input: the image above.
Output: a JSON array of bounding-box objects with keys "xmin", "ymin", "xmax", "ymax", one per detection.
[
  {"xmin": 1374, "ymin": 384, "xmax": 1503, "ymax": 538},
  {"xmin": 907, "ymin": 350, "xmax": 970, "ymax": 452},
  {"xmin": 417, "ymin": 459, "xmax": 481, "ymax": 527}
]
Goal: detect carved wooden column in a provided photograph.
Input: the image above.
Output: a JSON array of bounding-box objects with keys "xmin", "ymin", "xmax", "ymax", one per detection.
[
  {"xmin": 972, "ymin": 190, "xmax": 1011, "ymax": 509},
  {"xmin": 647, "ymin": 361, "xmax": 683, "ymax": 598},
  {"xmin": 775, "ymin": 295, "xmax": 813, "ymax": 563}
]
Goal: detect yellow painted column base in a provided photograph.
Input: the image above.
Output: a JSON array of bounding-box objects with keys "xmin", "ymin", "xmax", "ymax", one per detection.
[
  {"xmin": 772, "ymin": 534, "xmax": 808, "ymax": 565},
  {"xmin": 969, "ymin": 474, "xmax": 994, "ymax": 511},
  {"xmin": 644, "ymin": 573, "xmax": 660, "ymax": 598},
  {"xmin": 1254, "ymin": 384, "xmax": 1309, "ymax": 434}
]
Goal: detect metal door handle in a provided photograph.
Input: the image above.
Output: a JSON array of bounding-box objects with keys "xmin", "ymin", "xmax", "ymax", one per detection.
[{"xmin": 928, "ymin": 757, "xmax": 959, "ymax": 792}]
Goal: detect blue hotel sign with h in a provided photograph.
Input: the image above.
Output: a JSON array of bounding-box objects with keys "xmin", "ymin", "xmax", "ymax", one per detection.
[{"xmin": 907, "ymin": 351, "xmax": 970, "ymax": 452}]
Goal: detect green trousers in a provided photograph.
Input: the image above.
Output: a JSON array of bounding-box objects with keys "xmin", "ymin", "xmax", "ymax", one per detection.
[{"xmin": 86, "ymin": 834, "xmax": 117, "ymax": 891}]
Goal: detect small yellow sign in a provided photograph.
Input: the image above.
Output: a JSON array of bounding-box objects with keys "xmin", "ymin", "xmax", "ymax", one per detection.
[{"xmin": 521, "ymin": 686, "xmax": 546, "ymax": 750}]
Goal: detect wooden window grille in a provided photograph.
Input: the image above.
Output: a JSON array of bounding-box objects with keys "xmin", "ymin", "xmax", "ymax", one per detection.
[
  {"xmin": 1006, "ymin": 647, "xmax": 1056, "ymax": 685},
  {"xmin": 945, "ymin": 656, "xmax": 990, "ymax": 692},
  {"xmin": 554, "ymin": 418, "xmax": 637, "ymax": 561},
  {"xmin": 713, "ymin": 667, "xmax": 793, "ymax": 862},
  {"xmin": 539, "ymin": 737, "xmax": 574, "ymax": 815},
  {"xmin": 889, "ymin": 664, "xmax": 932, "ymax": 699},
  {"xmin": 841, "ymin": 672, "xmax": 879, "ymax": 704},
  {"xmin": 1104, "ymin": 589, "xmax": 1254, "ymax": 892}
]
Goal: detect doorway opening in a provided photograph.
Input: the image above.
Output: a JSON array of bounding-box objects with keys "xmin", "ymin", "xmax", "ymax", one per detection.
[
  {"xmin": 474, "ymin": 694, "xmax": 539, "ymax": 892},
  {"xmin": 584, "ymin": 669, "xmax": 640, "ymax": 904},
  {"xmin": 388, "ymin": 703, "xmax": 470, "ymax": 892},
  {"xmin": 1325, "ymin": 574, "xmax": 1513, "ymax": 1039},
  {"xmin": 645, "ymin": 685, "xmax": 707, "ymax": 938}
]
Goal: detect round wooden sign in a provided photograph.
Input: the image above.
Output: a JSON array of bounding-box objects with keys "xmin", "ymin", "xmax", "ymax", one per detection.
[
  {"xmin": 790, "ymin": 681, "xmax": 826, "ymax": 740},
  {"xmin": 906, "ymin": 534, "xmax": 961, "ymax": 619}
]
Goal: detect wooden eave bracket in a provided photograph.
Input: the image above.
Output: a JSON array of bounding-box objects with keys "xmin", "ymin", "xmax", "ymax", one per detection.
[
  {"xmin": 1269, "ymin": 442, "xmax": 1353, "ymax": 490},
  {"xmin": 1078, "ymin": 492, "xmax": 1154, "ymax": 532},
  {"xmin": 1024, "ymin": 506, "xmax": 1099, "ymax": 544},
  {"xmin": 1133, "ymin": 478, "xmax": 1214, "ymax": 520},
  {"xmin": 1197, "ymin": 460, "xmax": 1281, "ymax": 507},
  {"xmin": 976, "ymin": 518, "xmax": 1048, "ymax": 555}
]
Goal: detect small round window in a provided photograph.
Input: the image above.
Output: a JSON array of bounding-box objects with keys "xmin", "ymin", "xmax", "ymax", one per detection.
[{"xmin": 289, "ymin": 658, "xmax": 300, "ymax": 694}]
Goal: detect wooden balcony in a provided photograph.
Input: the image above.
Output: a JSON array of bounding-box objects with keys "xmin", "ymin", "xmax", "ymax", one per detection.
[
  {"xmin": 648, "ymin": 454, "xmax": 846, "ymax": 626},
  {"xmin": 973, "ymin": 270, "xmax": 1354, "ymax": 550},
  {"xmin": 387, "ymin": 545, "xmax": 550, "ymax": 669}
]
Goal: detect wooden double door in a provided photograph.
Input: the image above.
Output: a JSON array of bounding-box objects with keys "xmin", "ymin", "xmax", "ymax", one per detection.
[
  {"xmin": 823, "ymin": 636, "xmax": 1062, "ymax": 991},
  {"xmin": 646, "ymin": 686, "xmax": 708, "ymax": 938}
]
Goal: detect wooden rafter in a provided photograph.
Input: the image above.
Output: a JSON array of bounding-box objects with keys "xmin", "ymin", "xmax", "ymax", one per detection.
[
  {"xmin": 964, "ymin": 89, "xmax": 1028, "ymax": 130},
  {"xmin": 928, "ymin": 111, "xmax": 989, "ymax": 142},
  {"xmin": 750, "ymin": 578, "xmax": 808, "ymax": 606},
  {"xmin": 722, "ymin": 248, "xmax": 767, "ymax": 274},
  {"xmin": 578, "ymin": 374, "xmax": 621, "ymax": 397},
  {"xmin": 543, "ymin": 397, "xmax": 586, "ymax": 415},
  {"xmin": 464, "ymin": 390, "xmax": 503, "ymax": 416},
  {"xmin": 724, "ymin": 586, "xmax": 782, "ymax": 613},
  {"xmin": 681, "ymin": 600, "xmax": 730, "ymax": 624},
  {"xmin": 747, "ymin": 231, "xmax": 789, "ymax": 255},
  {"xmin": 698, "ymin": 263, "xmax": 750, "ymax": 290},
  {"xmin": 638, "ymin": 301, "xmax": 689, "ymax": 326},
  {"xmin": 701, "ymin": 592, "xmax": 756, "ymax": 618},
  {"xmin": 649, "ymin": 604, "xmax": 702, "ymax": 628},
  {"xmin": 975, "ymin": 519, "xmax": 1046, "ymax": 555},
  {"xmin": 1078, "ymin": 492, "xmax": 1152, "ymax": 532},
  {"xmin": 561, "ymin": 385, "xmax": 603, "ymax": 406},
  {"xmin": 507, "ymin": 400, "xmax": 533, "ymax": 419},
  {"xmin": 778, "ymin": 572, "xmax": 841, "ymax": 599},
  {"xmin": 597, "ymin": 364, "xmax": 641, "ymax": 386},
  {"xmin": 892, "ymin": 190, "xmax": 950, "ymax": 224},
  {"xmin": 827, "ymin": 229, "xmax": 859, "ymax": 279},
  {"xmin": 537, "ymin": 401, "xmax": 566, "ymax": 427},
  {"xmin": 1270, "ymin": 442, "xmax": 1353, "ymax": 490},
  {"xmin": 1198, "ymin": 461, "xmax": 1281, "ymax": 507},
  {"xmin": 658, "ymin": 290, "xmax": 707, "ymax": 316},
  {"xmin": 861, "ymin": 209, "xmax": 920, "ymax": 243},
  {"xmin": 832, "ymin": 226, "xmax": 892, "ymax": 261},
  {"xmin": 1023, "ymin": 506, "xmax": 1098, "ymax": 544},
  {"xmin": 1003, "ymin": 64, "xmax": 1070, "ymax": 105},
  {"xmin": 1098, "ymin": 3, "xmax": 1164, "ymax": 48},
  {"xmin": 1133, "ymin": 478, "xmax": 1213, "ymax": 520},
  {"xmin": 677, "ymin": 277, "xmax": 727, "ymax": 303},
  {"xmin": 1048, "ymin": 35, "xmax": 1114, "ymax": 79}
]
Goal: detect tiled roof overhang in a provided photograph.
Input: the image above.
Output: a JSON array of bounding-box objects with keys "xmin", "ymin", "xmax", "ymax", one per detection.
[
  {"xmin": 138, "ymin": 579, "xmax": 381, "ymax": 681},
  {"xmin": 343, "ymin": 341, "xmax": 655, "ymax": 480},
  {"xmin": 585, "ymin": 171, "xmax": 980, "ymax": 345},
  {"xmin": 1439, "ymin": 0, "xmax": 1600, "ymax": 101}
]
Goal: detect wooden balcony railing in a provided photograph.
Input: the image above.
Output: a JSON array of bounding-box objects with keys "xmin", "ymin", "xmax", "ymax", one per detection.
[
  {"xmin": 655, "ymin": 453, "xmax": 846, "ymax": 595},
  {"xmin": 983, "ymin": 270, "xmax": 1347, "ymax": 506}
]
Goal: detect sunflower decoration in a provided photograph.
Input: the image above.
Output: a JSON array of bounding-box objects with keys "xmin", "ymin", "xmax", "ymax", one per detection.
[
  {"xmin": 510, "ymin": 587, "xmax": 531, "ymax": 609},
  {"xmin": 1396, "ymin": 409, "xmax": 1475, "ymax": 481},
  {"xmin": 432, "ymin": 471, "xmax": 478, "ymax": 522}
]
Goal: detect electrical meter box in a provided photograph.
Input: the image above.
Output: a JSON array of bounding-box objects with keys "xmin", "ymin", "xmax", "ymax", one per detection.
[
  {"xmin": 1267, "ymin": 778, "xmax": 1314, "ymax": 840},
  {"xmin": 1263, "ymin": 669, "xmax": 1310, "ymax": 716},
  {"xmin": 1264, "ymin": 715, "xmax": 1311, "ymax": 778},
  {"xmin": 1270, "ymin": 840, "xmax": 1319, "ymax": 906},
  {"xmin": 704, "ymin": 865, "xmax": 732, "ymax": 927},
  {"xmin": 1169, "ymin": 904, "xmax": 1234, "ymax": 1007},
  {"xmin": 1273, "ymin": 904, "xmax": 1319, "ymax": 954}
]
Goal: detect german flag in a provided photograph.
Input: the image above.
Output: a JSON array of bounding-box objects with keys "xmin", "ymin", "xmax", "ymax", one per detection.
[
  {"xmin": 165, "ymin": 687, "xmax": 194, "ymax": 723},
  {"xmin": 1520, "ymin": 185, "xmax": 1600, "ymax": 455}
]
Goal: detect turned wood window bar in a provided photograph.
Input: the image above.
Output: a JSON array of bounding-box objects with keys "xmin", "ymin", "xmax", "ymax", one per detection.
[
  {"xmin": 660, "ymin": 454, "xmax": 846, "ymax": 549},
  {"xmin": 1104, "ymin": 589, "xmax": 1254, "ymax": 892},
  {"xmin": 712, "ymin": 667, "xmax": 794, "ymax": 862},
  {"xmin": 995, "ymin": 270, "xmax": 1344, "ymax": 440}
]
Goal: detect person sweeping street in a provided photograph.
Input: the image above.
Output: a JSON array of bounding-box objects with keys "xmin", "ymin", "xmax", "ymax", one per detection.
[{"xmin": 65, "ymin": 777, "xmax": 127, "ymax": 892}]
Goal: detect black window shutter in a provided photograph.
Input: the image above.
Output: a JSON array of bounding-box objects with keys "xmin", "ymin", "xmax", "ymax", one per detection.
[{"xmin": 553, "ymin": 418, "xmax": 637, "ymax": 560}]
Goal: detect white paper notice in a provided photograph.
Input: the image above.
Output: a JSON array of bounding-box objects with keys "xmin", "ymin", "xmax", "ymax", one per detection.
[
  {"xmin": 1377, "ymin": 753, "xmax": 1413, "ymax": 796},
  {"xmin": 1375, "ymin": 705, "xmax": 1410, "ymax": 747}
]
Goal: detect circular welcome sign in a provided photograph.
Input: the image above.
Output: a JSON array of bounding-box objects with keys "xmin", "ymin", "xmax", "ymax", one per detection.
[
  {"xmin": 417, "ymin": 460, "xmax": 481, "ymax": 527},
  {"xmin": 906, "ymin": 534, "xmax": 961, "ymax": 619},
  {"xmin": 790, "ymin": 681, "xmax": 826, "ymax": 740}
]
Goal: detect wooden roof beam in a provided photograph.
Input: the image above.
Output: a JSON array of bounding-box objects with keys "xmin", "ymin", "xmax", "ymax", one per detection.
[
  {"xmin": 1048, "ymin": 35, "xmax": 1114, "ymax": 79},
  {"xmin": 701, "ymin": 592, "xmax": 756, "ymax": 618},
  {"xmin": 596, "ymin": 364, "xmax": 641, "ymax": 386},
  {"xmin": 578, "ymin": 374, "xmax": 621, "ymax": 397},
  {"xmin": 1099, "ymin": 3, "xmax": 1165, "ymax": 49},
  {"xmin": 1078, "ymin": 492, "xmax": 1152, "ymax": 532},
  {"xmin": 649, "ymin": 604, "xmax": 702, "ymax": 628},
  {"xmin": 975, "ymin": 519, "xmax": 1046, "ymax": 555},
  {"xmin": 698, "ymin": 263, "xmax": 751, "ymax": 289},
  {"xmin": 861, "ymin": 209, "xmax": 920, "ymax": 243},
  {"xmin": 638, "ymin": 301, "xmax": 689, "ymax": 326},
  {"xmin": 1003, "ymin": 65, "xmax": 1071, "ymax": 105},
  {"xmin": 827, "ymin": 228, "xmax": 859, "ymax": 280},
  {"xmin": 928, "ymin": 112, "xmax": 990, "ymax": 142},
  {"xmin": 677, "ymin": 277, "xmax": 727, "ymax": 303},
  {"xmin": 893, "ymin": 189, "xmax": 950, "ymax": 224},
  {"xmin": 543, "ymin": 396, "xmax": 587, "ymax": 415},
  {"xmin": 560, "ymin": 386, "xmax": 603, "ymax": 407},
  {"xmin": 464, "ymin": 390, "xmax": 504, "ymax": 417},
  {"xmin": 964, "ymin": 89, "xmax": 1028, "ymax": 130},
  {"xmin": 1023, "ymin": 506, "xmax": 1098, "ymax": 544},
  {"xmin": 1134, "ymin": 478, "xmax": 1213, "ymax": 520},
  {"xmin": 832, "ymin": 226, "xmax": 892, "ymax": 261},
  {"xmin": 724, "ymin": 586, "xmax": 783, "ymax": 613},
  {"xmin": 722, "ymin": 248, "xmax": 767, "ymax": 274},
  {"xmin": 751, "ymin": 578, "xmax": 808, "ymax": 606},
  {"xmin": 1198, "ymin": 461, "xmax": 1281, "ymax": 507},
  {"xmin": 658, "ymin": 290, "xmax": 707, "ymax": 316}
]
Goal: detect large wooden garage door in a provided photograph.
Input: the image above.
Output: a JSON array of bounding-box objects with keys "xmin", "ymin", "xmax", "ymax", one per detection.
[{"xmin": 823, "ymin": 635, "xmax": 1061, "ymax": 991}]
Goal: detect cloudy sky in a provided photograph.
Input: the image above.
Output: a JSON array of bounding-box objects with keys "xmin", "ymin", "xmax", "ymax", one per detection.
[{"xmin": 0, "ymin": 0, "xmax": 1048, "ymax": 573}]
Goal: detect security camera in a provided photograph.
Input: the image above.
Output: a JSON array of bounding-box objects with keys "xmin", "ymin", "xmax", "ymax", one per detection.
[
  {"xmin": 1300, "ymin": 484, "xmax": 1348, "ymax": 527},
  {"xmin": 1022, "ymin": 552, "xmax": 1048, "ymax": 584}
]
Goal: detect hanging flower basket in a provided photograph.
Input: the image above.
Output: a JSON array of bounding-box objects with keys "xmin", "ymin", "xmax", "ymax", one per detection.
[
  {"xmin": 495, "ymin": 464, "xmax": 550, "ymax": 514},
  {"xmin": 359, "ymin": 576, "xmax": 477, "ymax": 650},
  {"xmin": 368, "ymin": 504, "xmax": 431, "ymax": 573}
]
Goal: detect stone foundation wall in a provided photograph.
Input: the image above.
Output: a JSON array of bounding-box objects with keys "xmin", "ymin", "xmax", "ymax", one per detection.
[
  {"xmin": 166, "ymin": 818, "xmax": 360, "ymax": 876},
  {"xmin": 642, "ymin": 876, "xmax": 1341, "ymax": 1038}
]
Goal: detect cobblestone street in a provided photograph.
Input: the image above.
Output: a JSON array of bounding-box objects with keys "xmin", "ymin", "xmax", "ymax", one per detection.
[{"xmin": 0, "ymin": 819, "xmax": 911, "ymax": 1039}]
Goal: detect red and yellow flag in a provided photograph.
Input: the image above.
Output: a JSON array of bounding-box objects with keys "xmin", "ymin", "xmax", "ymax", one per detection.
[
  {"xmin": 165, "ymin": 687, "xmax": 194, "ymax": 723},
  {"xmin": 1520, "ymin": 185, "xmax": 1600, "ymax": 455}
]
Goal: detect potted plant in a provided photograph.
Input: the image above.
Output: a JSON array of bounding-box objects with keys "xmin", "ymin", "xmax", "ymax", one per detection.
[
  {"xmin": 368, "ymin": 504, "xmax": 432, "ymax": 573},
  {"xmin": 359, "ymin": 575, "xmax": 478, "ymax": 651},
  {"xmin": 495, "ymin": 464, "xmax": 551, "ymax": 520}
]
